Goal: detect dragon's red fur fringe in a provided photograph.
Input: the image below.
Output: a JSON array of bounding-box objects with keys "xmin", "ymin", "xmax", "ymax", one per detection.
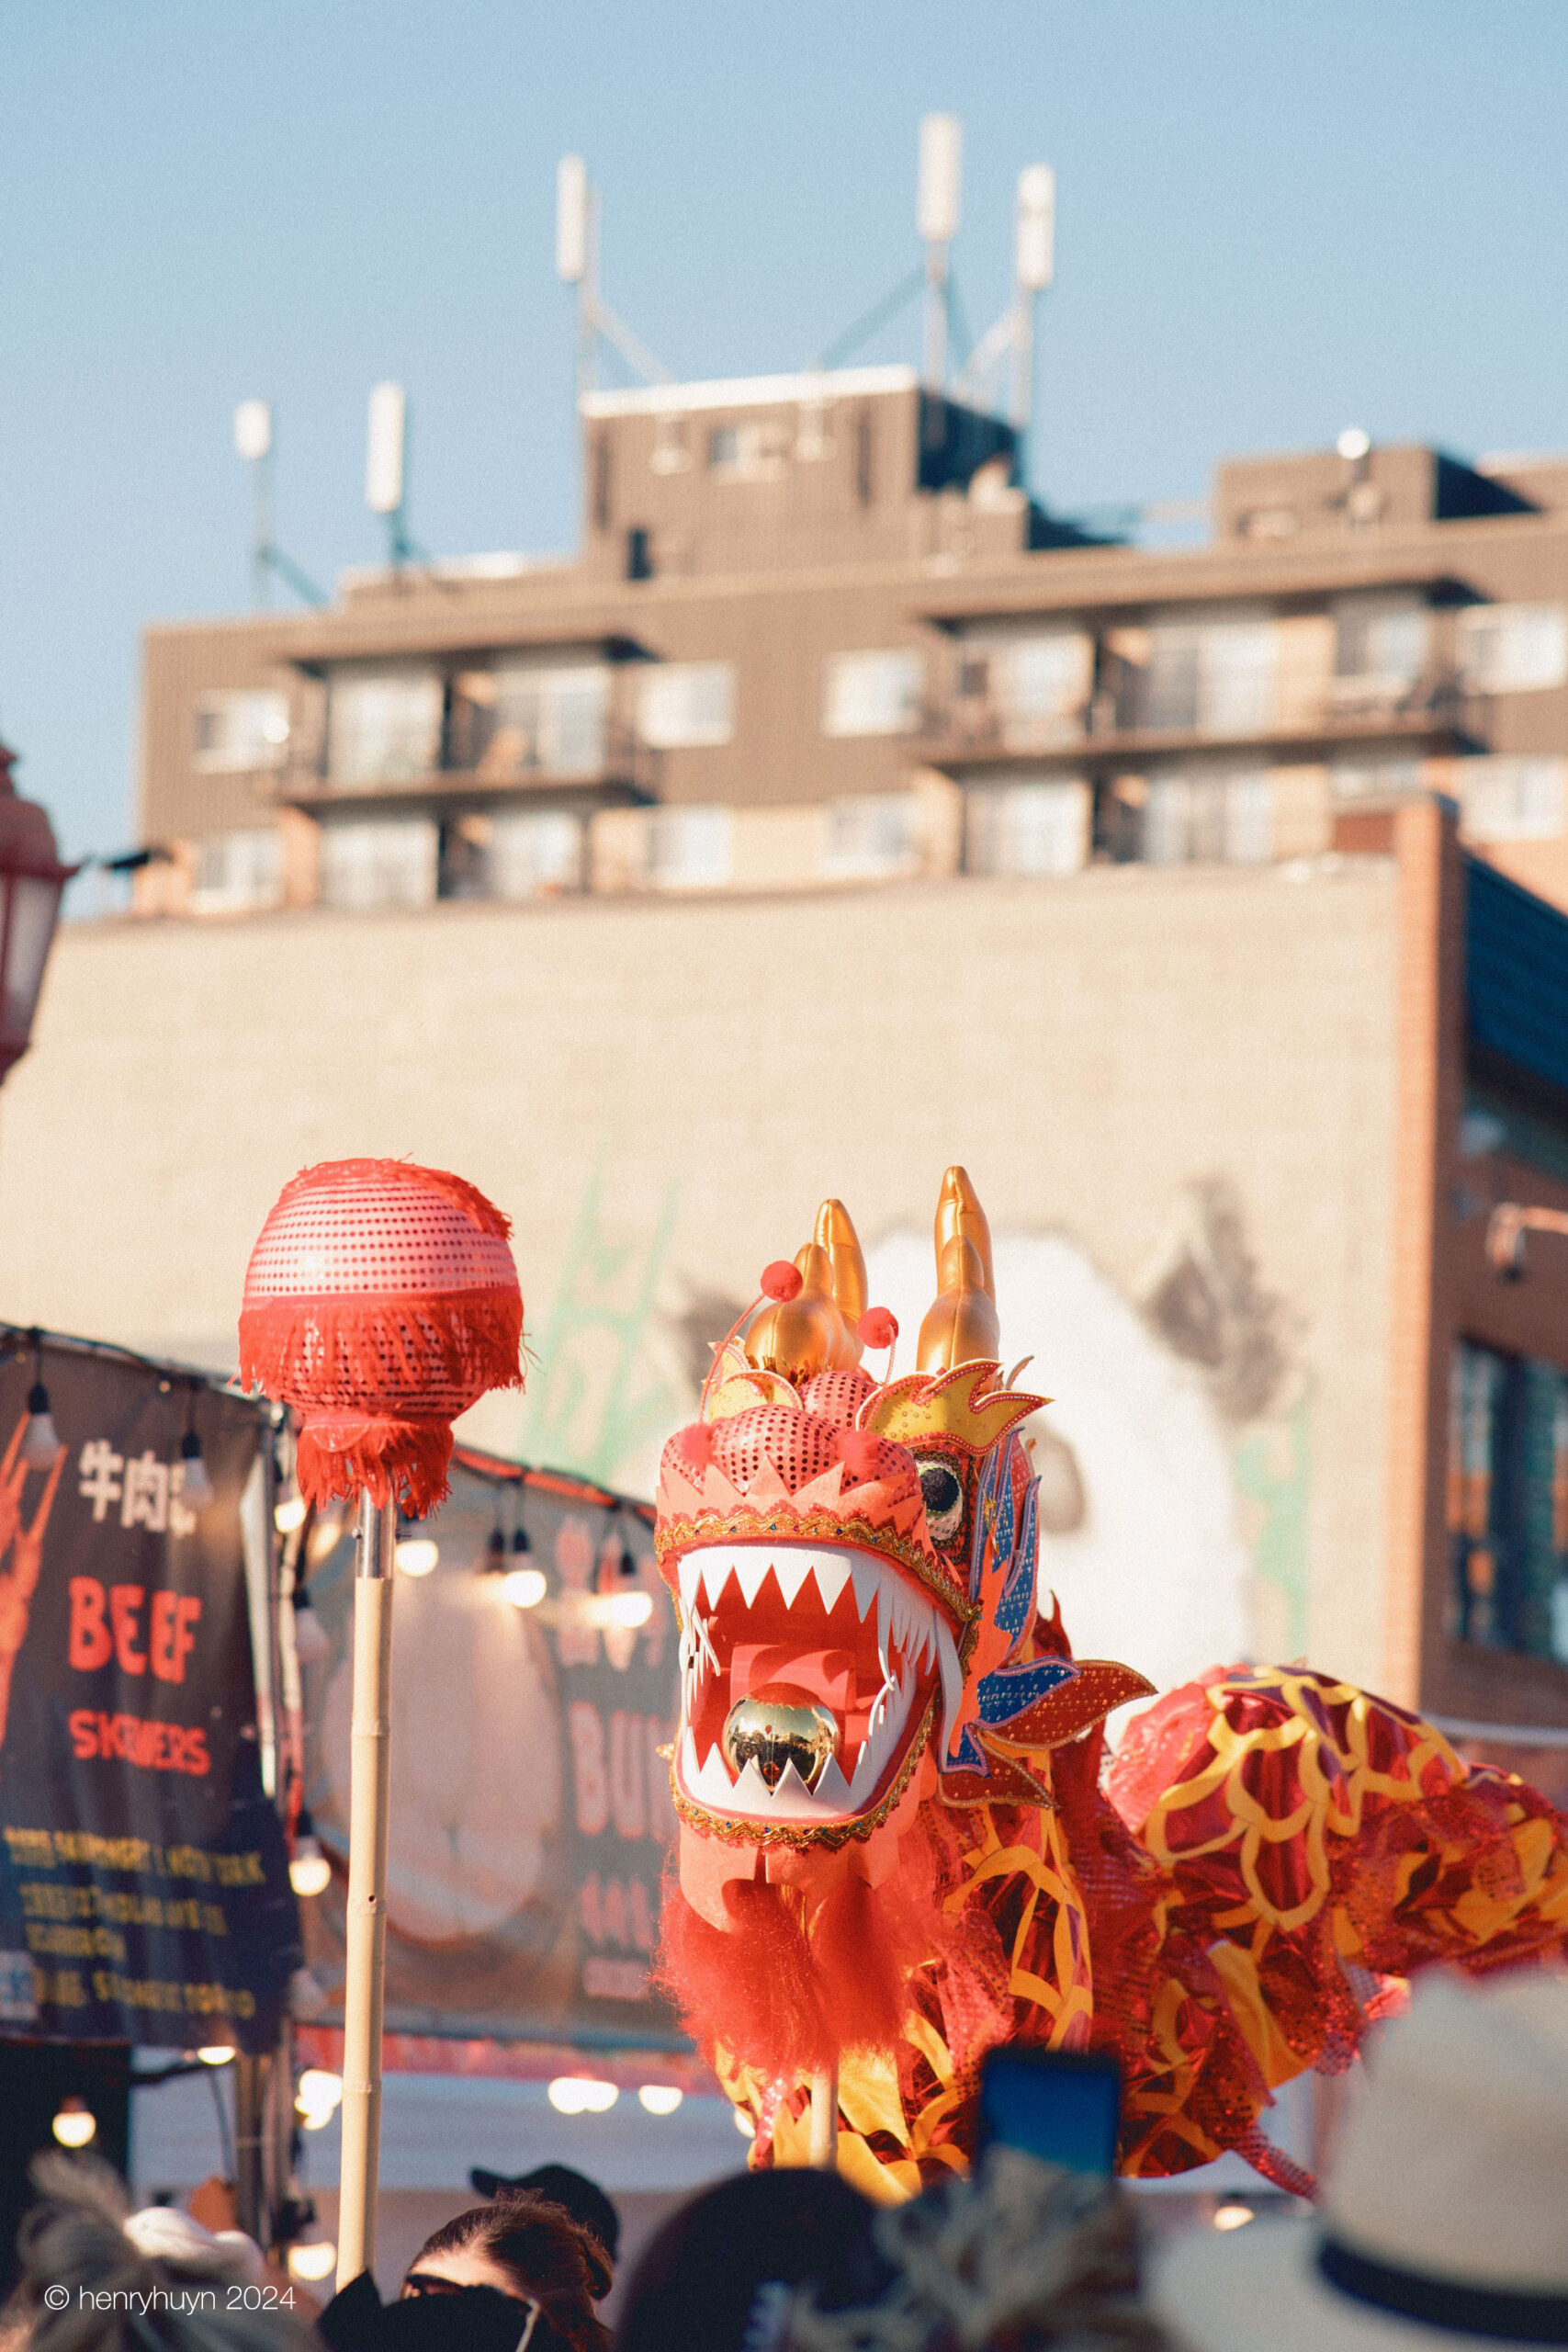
[{"xmin": 655, "ymin": 1814, "xmax": 968, "ymax": 2081}]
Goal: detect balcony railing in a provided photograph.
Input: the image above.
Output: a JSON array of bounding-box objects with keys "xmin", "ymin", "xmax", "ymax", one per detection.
[
  {"xmin": 920, "ymin": 667, "xmax": 1490, "ymax": 765},
  {"xmin": 273, "ymin": 722, "xmax": 661, "ymax": 808}
]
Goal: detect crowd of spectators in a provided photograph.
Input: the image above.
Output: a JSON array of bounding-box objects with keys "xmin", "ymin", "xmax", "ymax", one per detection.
[{"xmin": 4, "ymin": 1967, "xmax": 1564, "ymax": 2352}]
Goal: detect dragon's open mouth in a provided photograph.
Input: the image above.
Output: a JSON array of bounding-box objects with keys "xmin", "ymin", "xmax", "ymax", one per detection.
[{"xmin": 674, "ymin": 1543, "xmax": 963, "ymax": 1826}]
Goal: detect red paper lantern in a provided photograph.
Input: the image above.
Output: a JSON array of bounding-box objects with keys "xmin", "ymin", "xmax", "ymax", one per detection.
[{"xmin": 239, "ymin": 1159, "xmax": 524, "ymax": 1515}]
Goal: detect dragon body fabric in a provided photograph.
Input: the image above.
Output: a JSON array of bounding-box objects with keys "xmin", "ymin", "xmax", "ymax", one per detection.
[{"xmin": 652, "ymin": 1170, "xmax": 1568, "ymax": 2200}]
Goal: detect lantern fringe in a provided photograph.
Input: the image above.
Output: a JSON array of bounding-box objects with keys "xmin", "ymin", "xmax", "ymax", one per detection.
[
  {"xmin": 271, "ymin": 1157, "xmax": 514, "ymax": 1239},
  {"xmin": 238, "ymin": 1288, "xmax": 524, "ymax": 1408},
  {"xmin": 295, "ymin": 1414, "xmax": 458, "ymax": 1518}
]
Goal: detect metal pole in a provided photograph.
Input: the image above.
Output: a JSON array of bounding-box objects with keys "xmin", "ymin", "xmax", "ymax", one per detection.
[
  {"xmin": 251, "ymin": 451, "xmax": 274, "ymax": 612},
  {"xmin": 807, "ymin": 2064, "xmax": 839, "ymax": 2169},
  {"xmin": 233, "ymin": 2055, "xmax": 265, "ymax": 2243},
  {"xmin": 921, "ymin": 240, "xmax": 950, "ymax": 393},
  {"xmin": 335, "ymin": 1496, "xmax": 395, "ymax": 2289}
]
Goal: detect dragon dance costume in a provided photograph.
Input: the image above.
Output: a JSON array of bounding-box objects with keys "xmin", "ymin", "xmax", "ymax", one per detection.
[{"xmin": 652, "ymin": 1169, "xmax": 1568, "ymax": 2201}]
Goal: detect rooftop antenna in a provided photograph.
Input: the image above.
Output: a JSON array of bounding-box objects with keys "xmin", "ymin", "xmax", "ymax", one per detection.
[
  {"xmin": 949, "ymin": 161, "xmax": 1055, "ymax": 481},
  {"xmin": 232, "ymin": 400, "xmax": 326, "ymax": 607},
  {"xmin": 918, "ymin": 113, "xmax": 963, "ymax": 392},
  {"xmin": 1010, "ymin": 164, "xmax": 1055, "ymax": 456},
  {"xmin": 557, "ymin": 153, "xmax": 672, "ymax": 405},
  {"xmin": 365, "ymin": 381, "xmax": 428, "ymax": 571}
]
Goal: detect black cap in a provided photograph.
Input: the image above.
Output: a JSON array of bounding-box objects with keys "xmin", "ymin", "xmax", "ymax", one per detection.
[{"xmin": 468, "ymin": 2165, "xmax": 620, "ymax": 2266}]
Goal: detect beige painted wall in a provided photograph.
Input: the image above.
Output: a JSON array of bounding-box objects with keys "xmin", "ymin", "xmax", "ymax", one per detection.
[{"xmin": 0, "ymin": 859, "xmax": 1402, "ymax": 1688}]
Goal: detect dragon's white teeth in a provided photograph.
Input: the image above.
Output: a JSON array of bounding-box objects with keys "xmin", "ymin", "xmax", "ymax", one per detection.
[
  {"xmin": 848, "ymin": 1665, "xmax": 917, "ymax": 1808},
  {"xmin": 807, "ymin": 1555, "xmax": 848, "ymax": 1611},
  {"xmin": 850, "ymin": 1555, "xmax": 879, "ymax": 1623},
  {"xmin": 701, "ymin": 1555, "xmax": 736, "ymax": 1608},
  {"xmin": 773, "ymin": 1554, "xmax": 814, "ymax": 1607},
  {"xmin": 735, "ymin": 1554, "xmax": 773, "ymax": 1608},
  {"xmin": 934, "ymin": 1616, "xmax": 964, "ymax": 1761},
  {"xmin": 813, "ymin": 1754, "xmax": 854, "ymax": 1809},
  {"xmin": 731, "ymin": 1757, "xmax": 773, "ymax": 1809},
  {"xmin": 694, "ymin": 1742, "xmax": 737, "ymax": 1805},
  {"xmin": 680, "ymin": 1727, "xmax": 701, "ymax": 1785},
  {"xmin": 767, "ymin": 1759, "xmax": 828, "ymax": 1818},
  {"xmin": 678, "ymin": 1558, "xmax": 702, "ymax": 1612}
]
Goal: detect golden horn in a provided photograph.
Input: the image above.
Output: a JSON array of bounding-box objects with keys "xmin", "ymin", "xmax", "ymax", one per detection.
[
  {"xmin": 742, "ymin": 1240, "xmax": 858, "ymax": 1380},
  {"xmin": 814, "ymin": 1199, "xmax": 868, "ymax": 1331},
  {"xmin": 917, "ymin": 1166, "xmax": 1001, "ymax": 1371},
  {"xmin": 934, "ymin": 1165, "xmax": 995, "ymax": 1299}
]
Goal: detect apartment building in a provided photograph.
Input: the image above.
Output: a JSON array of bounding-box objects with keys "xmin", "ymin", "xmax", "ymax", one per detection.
[
  {"xmin": 138, "ymin": 368, "xmax": 1568, "ymax": 921},
  {"xmin": 1, "ymin": 370, "xmax": 1555, "ymax": 1762}
]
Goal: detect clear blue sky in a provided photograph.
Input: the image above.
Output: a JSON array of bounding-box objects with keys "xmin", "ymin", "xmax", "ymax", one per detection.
[{"xmin": 4, "ymin": 0, "xmax": 1567, "ymax": 864}]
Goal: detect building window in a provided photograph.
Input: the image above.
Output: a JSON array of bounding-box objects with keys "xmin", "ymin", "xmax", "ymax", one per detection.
[
  {"xmin": 1449, "ymin": 1338, "xmax": 1568, "ymax": 1663},
  {"xmin": 1456, "ymin": 603, "xmax": 1568, "ymax": 695},
  {"xmin": 954, "ymin": 628, "xmax": 1091, "ymax": 749},
  {"xmin": 461, "ymin": 662, "xmax": 609, "ymax": 780},
  {"xmin": 648, "ymin": 806, "xmax": 732, "ymax": 889},
  {"xmin": 489, "ymin": 809, "xmax": 584, "ymax": 900},
  {"xmin": 325, "ymin": 665, "xmax": 443, "ymax": 786},
  {"xmin": 822, "ymin": 650, "xmax": 923, "ymax": 739},
  {"xmin": 820, "ymin": 793, "xmax": 918, "ymax": 881},
  {"xmin": 1330, "ymin": 593, "xmax": 1428, "ymax": 701},
  {"xmin": 965, "ymin": 780, "xmax": 1089, "ymax": 877},
  {"xmin": 1459, "ymin": 755, "xmax": 1568, "ymax": 843},
  {"xmin": 626, "ymin": 527, "xmax": 654, "ymax": 582},
  {"xmin": 1143, "ymin": 766, "xmax": 1272, "ymax": 865},
  {"xmin": 193, "ymin": 691, "xmax": 290, "ymax": 774},
  {"xmin": 637, "ymin": 663, "xmax": 735, "ymax": 749},
  {"xmin": 650, "ymin": 416, "xmax": 691, "ymax": 476},
  {"xmin": 591, "ymin": 435, "xmax": 613, "ymax": 530},
  {"xmin": 706, "ymin": 422, "xmax": 787, "ymax": 481},
  {"xmin": 189, "ymin": 828, "xmax": 284, "ymax": 914},
  {"xmin": 1330, "ymin": 754, "xmax": 1424, "ymax": 804},
  {"xmin": 854, "ymin": 408, "xmax": 874, "ymax": 505},
  {"xmin": 319, "ymin": 818, "xmax": 438, "ymax": 911},
  {"xmin": 1141, "ymin": 613, "xmax": 1275, "ymax": 735}
]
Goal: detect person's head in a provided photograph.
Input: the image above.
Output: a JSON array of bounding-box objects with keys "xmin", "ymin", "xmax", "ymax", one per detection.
[
  {"xmin": 404, "ymin": 2196, "xmax": 610, "ymax": 2352},
  {"xmin": 6, "ymin": 2155, "xmax": 314, "ymax": 2352},
  {"xmin": 613, "ymin": 2171, "xmax": 876, "ymax": 2352},
  {"xmin": 1150, "ymin": 1968, "xmax": 1568, "ymax": 2352},
  {"xmin": 467, "ymin": 2173, "xmax": 618, "ymax": 2273}
]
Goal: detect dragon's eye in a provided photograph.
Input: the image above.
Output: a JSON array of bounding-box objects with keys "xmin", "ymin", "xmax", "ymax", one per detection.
[{"xmin": 916, "ymin": 1457, "xmax": 964, "ymax": 1546}]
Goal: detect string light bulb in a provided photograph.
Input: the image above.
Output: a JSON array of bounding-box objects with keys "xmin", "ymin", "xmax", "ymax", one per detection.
[
  {"xmin": 288, "ymin": 1809, "xmax": 332, "ymax": 1898},
  {"xmin": 288, "ymin": 2242, "xmax": 337, "ymax": 2282},
  {"xmin": 394, "ymin": 1517, "xmax": 438, "ymax": 1576},
  {"xmin": 178, "ymin": 1427, "xmax": 215, "ymax": 1513},
  {"xmin": 22, "ymin": 1336, "xmax": 62, "ymax": 1471},
  {"xmin": 51, "ymin": 2096, "xmax": 96, "ymax": 2148}
]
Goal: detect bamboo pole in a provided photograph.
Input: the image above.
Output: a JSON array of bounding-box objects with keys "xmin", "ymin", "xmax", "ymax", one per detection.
[
  {"xmin": 335, "ymin": 1498, "xmax": 395, "ymax": 2289},
  {"xmin": 808, "ymin": 2064, "xmax": 839, "ymax": 2169}
]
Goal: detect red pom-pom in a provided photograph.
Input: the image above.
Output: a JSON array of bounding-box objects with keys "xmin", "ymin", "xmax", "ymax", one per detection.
[
  {"xmin": 760, "ymin": 1261, "xmax": 804, "ymax": 1302},
  {"xmin": 858, "ymin": 1306, "xmax": 898, "ymax": 1351}
]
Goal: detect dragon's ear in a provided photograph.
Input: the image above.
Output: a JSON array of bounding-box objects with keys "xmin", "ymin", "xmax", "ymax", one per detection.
[{"xmin": 917, "ymin": 1166, "xmax": 1001, "ymax": 1371}]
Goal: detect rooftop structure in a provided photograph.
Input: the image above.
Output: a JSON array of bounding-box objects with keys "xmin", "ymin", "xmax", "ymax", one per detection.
[{"xmin": 137, "ymin": 375, "xmax": 1568, "ymax": 925}]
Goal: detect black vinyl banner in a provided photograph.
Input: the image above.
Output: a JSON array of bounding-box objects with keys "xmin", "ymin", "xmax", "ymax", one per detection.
[
  {"xmin": 299, "ymin": 1453, "xmax": 683, "ymax": 2051},
  {"xmin": 0, "ymin": 1338, "xmax": 299, "ymax": 2052}
]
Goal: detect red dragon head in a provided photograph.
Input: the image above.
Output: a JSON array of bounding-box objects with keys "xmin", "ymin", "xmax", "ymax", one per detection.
[{"xmin": 653, "ymin": 1170, "xmax": 1151, "ymax": 2115}]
